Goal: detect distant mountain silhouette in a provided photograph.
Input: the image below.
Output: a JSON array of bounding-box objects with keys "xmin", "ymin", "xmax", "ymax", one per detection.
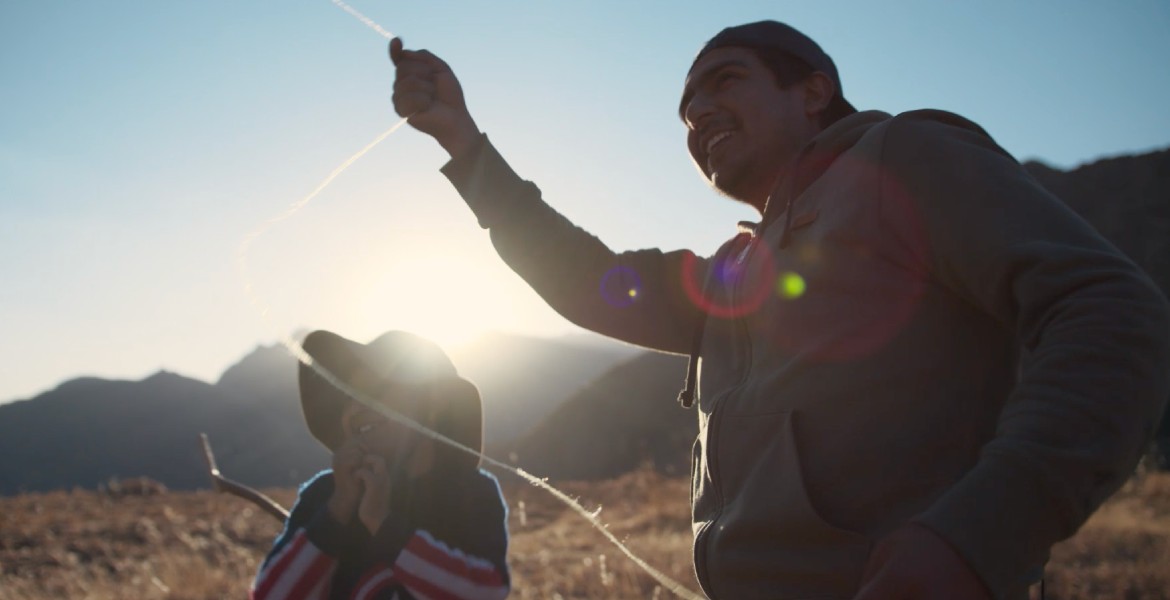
[
  {"xmin": 509, "ymin": 352, "xmax": 692, "ymax": 480},
  {"xmin": 0, "ymin": 332, "xmax": 637, "ymax": 494},
  {"xmin": 451, "ymin": 332, "xmax": 642, "ymax": 453},
  {"xmin": 0, "ymin": 370, "xmax": 301, "ymax": 495},
  {"xmin": 1024, "ymin": 149, "xmax": 1170, "ymax": 303}
]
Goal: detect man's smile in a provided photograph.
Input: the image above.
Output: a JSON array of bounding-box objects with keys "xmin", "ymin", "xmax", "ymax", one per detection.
[{"xmin": 706, "ymin": 130, "xmax": 734, "ymax": 155}]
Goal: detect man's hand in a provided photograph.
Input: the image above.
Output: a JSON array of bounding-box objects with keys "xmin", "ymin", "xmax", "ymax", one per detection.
[
  {"xmin": 326, "ymin": 439, "xmax": 366, "ymax": 525},
  {"xmin": 853, "ymin": 523, "xmax": 992, "ymax": 600},
  {"xmin": 355, "ymin": 454, "xmax": 393, "ymax": 535},
  {"xmin": 389, "ymin": 38, "xmax": 481, "ymax": 159}
]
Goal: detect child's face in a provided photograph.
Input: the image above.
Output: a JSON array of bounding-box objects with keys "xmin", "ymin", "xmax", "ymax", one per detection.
[{"xmin": 339, "ymin": 397, "xmax": 434, "ymax": 476}]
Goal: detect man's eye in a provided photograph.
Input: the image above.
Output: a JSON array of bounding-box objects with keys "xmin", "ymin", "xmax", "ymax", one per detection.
[
  {"xmin": 715, "ymin": 72, "xmax": 736, "ymax": 88},
  {"xmin": 357, "ymin": 423, "xmax": 375, "ymax": 435}
]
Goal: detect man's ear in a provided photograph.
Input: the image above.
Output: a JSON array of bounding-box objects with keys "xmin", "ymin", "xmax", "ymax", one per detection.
[{"xmin": 803, "ymin": 71, "xmax": 835, "ymax": 119}]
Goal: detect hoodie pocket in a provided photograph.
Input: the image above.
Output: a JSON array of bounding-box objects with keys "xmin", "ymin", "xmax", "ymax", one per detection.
[{"xmin": 708, "ymin": 410, "xmax": 872, "ymax": 599}]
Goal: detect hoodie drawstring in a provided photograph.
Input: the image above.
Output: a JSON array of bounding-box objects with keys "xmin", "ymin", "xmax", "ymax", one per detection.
[
  {"xmin": 677, "ymin": 311, "xmax": 707, "ymax": 408},
  {"xmin": 777, "ymin": 194, "xmax": 796, "ymax": 250},
  {"xmin": 676, "ymin": 230, "xmax": 755, "ymax": 409}
]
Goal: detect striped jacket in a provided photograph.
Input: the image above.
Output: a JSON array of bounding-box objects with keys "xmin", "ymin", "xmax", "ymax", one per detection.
[{"xmin": 251, "ymin": 469, "xmax": 510, "ymax": 600}]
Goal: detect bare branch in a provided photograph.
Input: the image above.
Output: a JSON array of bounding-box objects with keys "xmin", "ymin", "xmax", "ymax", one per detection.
[{"xmin": 199, "ymin": 433, "xmax": 289, "ymax": 522}]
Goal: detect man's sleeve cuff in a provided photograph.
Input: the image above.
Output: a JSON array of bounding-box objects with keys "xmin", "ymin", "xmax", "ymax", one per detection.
[
  {"xmin": 911, "ymin": 450, "xmax": 1069, "ymax": 598},
  {"xmin": 439, "ymin": 133, "xmax": 541, "ymax": 229}
]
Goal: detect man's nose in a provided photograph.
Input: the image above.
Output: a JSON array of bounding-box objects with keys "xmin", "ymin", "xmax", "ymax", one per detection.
[{"xmin": 684, "ymin": 92, "xmax": 716, "ymax": 130}]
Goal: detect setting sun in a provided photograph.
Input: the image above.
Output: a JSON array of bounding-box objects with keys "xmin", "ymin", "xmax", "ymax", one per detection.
[{"xmin": 350, "ymin": 249, "xmax": 545, "ymax": 349}]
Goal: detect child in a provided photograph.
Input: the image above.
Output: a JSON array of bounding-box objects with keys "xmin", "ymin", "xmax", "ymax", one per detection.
[{"xmin": 251, "ymin": 330, "xmax": 510, "ymax": 599}]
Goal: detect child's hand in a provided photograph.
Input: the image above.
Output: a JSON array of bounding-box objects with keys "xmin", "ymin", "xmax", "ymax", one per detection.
[
  {"xmin": 326, "ymin": 439, "xmax": 366, "ymax": 525},
  {"xmin": 356, "ymin": 454, "xmax": 393, "ymax": 534}
]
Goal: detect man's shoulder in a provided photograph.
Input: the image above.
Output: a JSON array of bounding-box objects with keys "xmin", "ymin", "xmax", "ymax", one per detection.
[
  {"xmin": 881, "ymin": 109, "xmax": 996, "ymax": 147},
  {"xmin": 816, "ymin": 109, "xmax": 1001, "ymax": 174},
  {"xmin": 890, "ymin": 109, "xmax": 982, "ymax": 127},
  {"xmin": 867, "ymin": 109, "xmax": 1012, "ymax": 169}
]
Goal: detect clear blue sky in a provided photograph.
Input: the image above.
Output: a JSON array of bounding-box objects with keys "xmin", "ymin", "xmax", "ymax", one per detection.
[{"xmin": 2, "ymin": 1, "xmax": 1168, "ymax": 403}]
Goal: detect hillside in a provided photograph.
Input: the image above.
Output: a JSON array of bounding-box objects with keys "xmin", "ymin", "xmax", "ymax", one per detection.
[
  {"xmin": 0, "ymin": 332, "xmax": 636, "ymax": 494},
  {"xmin": 1024, "ymin": 148, "xmax": 1170, "ymax": 299},
  {"xmin": 0, "ymin": 372, "xmax": 297, "ymax": 494},
  {"xmin": 2, "ymin": 470, "xmax": 1168, "ymax": 599},
  {"xmin": 511, "ymin": 352, "xmax": 693, "ymax": 480},
  {"xmin": 451, "ymin": 332, "xmax": 642, "ymax": 451}
]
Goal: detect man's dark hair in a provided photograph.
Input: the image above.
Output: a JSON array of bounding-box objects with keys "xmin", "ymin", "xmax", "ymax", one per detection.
[{"xmin": 752, "ymin": 47, "xmax": 856, "ymax": 129}]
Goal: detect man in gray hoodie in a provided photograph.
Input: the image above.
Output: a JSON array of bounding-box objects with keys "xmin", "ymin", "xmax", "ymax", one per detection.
[{"xmin": 388, "ymin": 21, "xmax": 1170, "ymax": 600}]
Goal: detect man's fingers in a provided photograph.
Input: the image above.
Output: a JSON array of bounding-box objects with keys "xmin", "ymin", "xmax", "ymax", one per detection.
[
  {"xmin": 393, "ymin": 88, "xmax": 434, "ymax": 112},
  {"xmin": 389, "ymin": 37, "xmax": 404, "ymax": 65},
  {"xmin": 389, "ymin": 39, "xmax": 450, "ymax": 74},
  {"xmin": 394, "ymin": 59, "xmax": 433, "ymax": 80},
  {"xmin": 393, "ymin": 91, "xmax": 432, "ymax": 118},
  {"xmin": 392, "ymin": 55, "xmax": 438, "ymax": 118},
  {"xmin": 394, "ymin": 74, "xmax": 435, "ymax": 95},
  {"xmin": 413, "ymin": 48, "xmax": 451, "ymax": 72}
]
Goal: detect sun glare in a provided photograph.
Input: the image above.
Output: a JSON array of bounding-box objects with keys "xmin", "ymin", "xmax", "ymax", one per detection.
[{"xmin": 352, "ymin": 251, "xmax": 533, "ymax": 349}]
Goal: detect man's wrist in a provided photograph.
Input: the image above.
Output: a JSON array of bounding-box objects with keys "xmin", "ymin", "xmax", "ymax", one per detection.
[{"xmin": 439, "ymin": 118, "xmax": 481, "ymax": 159}]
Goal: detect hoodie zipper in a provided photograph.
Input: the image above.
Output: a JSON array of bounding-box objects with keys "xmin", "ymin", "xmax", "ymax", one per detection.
[
  {"xmin": 692, "ymin": 114, "xmax": 877, "ymax": 597},
  {"xmin": 694, "ymin": 229, "xmax": 762, "ymax": 599},
  {"xmin": 695, "ymin": 147, "xmax": 808, "ymax": 595}
]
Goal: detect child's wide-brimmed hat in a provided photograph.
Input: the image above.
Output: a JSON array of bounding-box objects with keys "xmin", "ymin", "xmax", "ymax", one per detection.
[{"xmin": 298, "ymin": 329, "xmax": 483, "ymax": 471}]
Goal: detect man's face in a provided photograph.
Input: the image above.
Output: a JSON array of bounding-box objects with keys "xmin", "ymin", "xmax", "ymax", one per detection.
[{"xmin": 680, "ymin": 47, "xmax": 818, "ymax": 210}]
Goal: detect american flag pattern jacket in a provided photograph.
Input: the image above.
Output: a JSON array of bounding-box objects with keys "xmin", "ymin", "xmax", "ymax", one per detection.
[{"xmin": 251, "ymin": 469, "xmax": 510, "ymax": 600}]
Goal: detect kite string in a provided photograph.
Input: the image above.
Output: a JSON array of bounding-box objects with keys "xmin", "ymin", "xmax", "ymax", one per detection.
[
  {"xmin": 330, "ymin": 0, "xmax": 395, "ymax": 40},
  {"xmin": 235, "ymin": 128, "xmax": 706, "ymax": 600},
  {"xmin": 232, "ymin": 3, "xmax": 706, "ymax": 599}
]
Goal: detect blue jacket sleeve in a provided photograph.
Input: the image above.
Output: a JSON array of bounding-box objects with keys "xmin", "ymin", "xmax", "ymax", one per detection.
[{"xmin": 251, "ymin": 471, "xmax": 370, "ymax": 599}]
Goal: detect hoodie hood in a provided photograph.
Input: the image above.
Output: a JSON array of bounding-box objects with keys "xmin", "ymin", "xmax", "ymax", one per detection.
[{"xmin": 760, "ymin": 110, "xmax": 892, "ymax": 237}]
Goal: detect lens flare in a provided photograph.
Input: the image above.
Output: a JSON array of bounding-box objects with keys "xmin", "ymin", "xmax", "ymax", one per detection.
[
  {"xmin": 757, "ymin": 155, "xmax": 930, "ymax": 363},
  {"xmin": 600, "ymin": 265, "xmax": 642, "ymax": 308},
  {"xmin": 777, "ymin": 272, "xmax": 806, "ymax": 299},
  {"xmin": 680, "ymin": 245, "xmax": 775, "ymax": 319}
]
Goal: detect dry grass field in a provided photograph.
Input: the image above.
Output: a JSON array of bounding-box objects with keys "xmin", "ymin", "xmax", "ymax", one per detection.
[{"xmin": 1, "ymin": 469, "xmax": 1167, "ymax": 599}]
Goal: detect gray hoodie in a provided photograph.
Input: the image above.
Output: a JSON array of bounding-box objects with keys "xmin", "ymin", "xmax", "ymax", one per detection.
[{"xmin": 440, "ymin": 109, "xmax": 1170, "ymax": 599}]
